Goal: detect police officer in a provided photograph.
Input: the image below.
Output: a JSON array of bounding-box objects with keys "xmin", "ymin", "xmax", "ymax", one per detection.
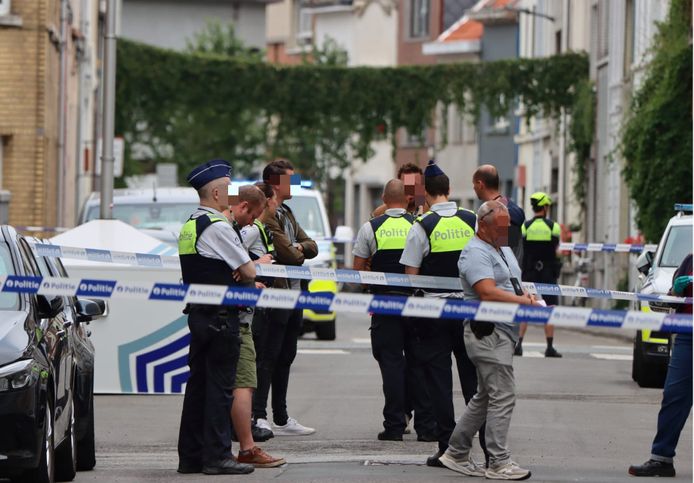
[
  {"xmin": 516, "ymin": 191, "xmax": 563, "ymax": 358},
  {"xmin": 353, "ymin": 179, "xmax": 435, "ymax": 442},
  {"xmin": 400, "ymin": 160, "xmax": 489, "ymax": 468},
  {"xmin": 177, "ymin": 159, "xmax": 256, "ymax": 475}
]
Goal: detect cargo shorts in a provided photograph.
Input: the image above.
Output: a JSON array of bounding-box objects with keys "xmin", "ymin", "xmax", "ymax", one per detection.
[{"xmin": 233, "ymin": 325, "xmax": 257, "ymax": 389}]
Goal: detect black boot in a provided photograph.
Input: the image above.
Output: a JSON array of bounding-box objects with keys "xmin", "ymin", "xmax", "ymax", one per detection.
[
  {"xmin": 426, "ymin": 449, "xmax": 445, "ymax": 467},
  {"xmin": 202, "ymin": 457, "xmax": 255, "ymax": 475},
  {"xmin": 628, "ymin": 459, "xmax": 676, "ymax": 477}
]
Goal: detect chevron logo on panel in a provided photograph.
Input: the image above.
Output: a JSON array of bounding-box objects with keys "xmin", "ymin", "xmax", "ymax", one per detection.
[{"xmin": 118, "ymin": 316, "xmax": 191, "ymax": 394}]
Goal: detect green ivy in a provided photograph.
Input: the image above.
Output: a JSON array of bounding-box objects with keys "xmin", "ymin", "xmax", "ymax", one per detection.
[
  {"xmin": 621, "ymin": 0, "xmax": 693, "ymax": 241},
  {"xmin": 115, "ymin": 38, "xmax": 589, "ymax": 185},
  {"xmin": 568, "ymin": 80, "xmax": 595, "ymax": 211}
]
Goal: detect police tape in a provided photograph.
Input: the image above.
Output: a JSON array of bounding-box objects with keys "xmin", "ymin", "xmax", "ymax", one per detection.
[
  {"xmin": 2, "ymin": 274, "xmax": 691, "ymax": 333},
  {"xmin": 30, "ymin": 242, "xmax": 692, "ymax": 305},
  {"xmin": 559, "ymin": 242, "xmax": 658, "ymax": 253},
  {"xmin": 16, "ymin": 226, "xmax": 70, "ymax": 233}
]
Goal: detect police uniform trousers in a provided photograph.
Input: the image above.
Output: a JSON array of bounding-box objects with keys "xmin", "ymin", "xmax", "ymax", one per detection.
[
  {"xmin": 178, "ymin": 305, "xmax": 241, "ymax": 467},
  {"xmin": 252, "ymin": 307, "xmax": 303, "ymax": 425},
  {"xmin": 370, "ymin": 313, "xmax": 435, "ymax": 435},
  {"xmin": 412, "ymin": 317, "xmax": 488, "ymax": 458}
]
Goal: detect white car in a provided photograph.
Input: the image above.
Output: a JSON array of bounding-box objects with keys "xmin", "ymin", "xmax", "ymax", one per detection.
[
  {"xmin": 633, "ymin": 204, "xmax": 692, "ymax": 387},
  {"xmin": 79, "ymin": 183, "xmax": 343, "ymax": 340}
]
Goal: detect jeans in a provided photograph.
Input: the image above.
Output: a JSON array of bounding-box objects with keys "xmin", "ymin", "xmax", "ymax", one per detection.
[
  {"xmin": 651, "ymin": 334, "xmax": 692, "ymax": 463},
  {"xmin": 447, "ymin": 327, "xmax": 516, "ymax": 468},
  {"xmin": 252, "ymin": 307, "xmax": 302, "ymax": 425},
  {"xmin": 178, "ymin": 307, "xmax": 241, "ymax": 466}
]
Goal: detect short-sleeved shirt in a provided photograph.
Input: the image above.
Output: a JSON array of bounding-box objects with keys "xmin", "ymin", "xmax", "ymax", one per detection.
[
  {"xmin": 353, "ymin": 208, "xmax": 407, "ymax": 258},
  {"xmin": 399, "ymin": 201, "xmax": 460, "ymax": 268},
  {"xmin": 240, "ymin": 223, "xmax": 267, "ymax": 259},
  {"xmin": 190, "ymin": 207, "xmax": 250, "ymax": 271},
  {"xmin": 458, "ymin": 236, "xmax": 521, "ymax": 342}
]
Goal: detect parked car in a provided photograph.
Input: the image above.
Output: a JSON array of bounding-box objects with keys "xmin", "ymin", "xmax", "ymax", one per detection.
[
  {"xmin": 633, "ymin": 204, "xmax": 693, "ymax": 388},
  {"xmin": 0, "ymin": 228, "xmax": 102, "ymax": 482}
]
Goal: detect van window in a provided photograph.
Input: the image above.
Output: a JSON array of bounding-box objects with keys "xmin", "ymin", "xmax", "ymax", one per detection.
[
  {"xmin": 284, "ymin": 197, "xmax": 326, "ymax": 238},
  {"xmin": 0, "ymin": 243, "xmax": 19, "ymax": 310},
  {"xmin": 85, "ymin": 203, "xmax": 197, "ymax": 230},
  {"xmin": 659, "ymin": 225, "xmax": 693, "ymax": 268}
]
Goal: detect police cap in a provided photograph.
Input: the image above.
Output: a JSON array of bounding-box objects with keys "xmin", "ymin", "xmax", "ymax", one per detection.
[{"xmin": 186, "ymin": 159, "xmax": 232, "ymax": 191}]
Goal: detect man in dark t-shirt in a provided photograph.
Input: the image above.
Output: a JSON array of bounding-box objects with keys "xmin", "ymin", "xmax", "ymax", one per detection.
[{"xmin": 472, "ymin": 165, "xmax": 525, "ymax": 265}]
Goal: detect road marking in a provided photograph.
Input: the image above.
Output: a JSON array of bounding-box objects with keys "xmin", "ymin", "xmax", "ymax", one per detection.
[
  {"xmin": 592, "ymin": 345, "xmax": 631, "ymax": 351},
  {"xmin": 590, "ymin": 353, "xmax": 633, "ymax": 361},
  {"xmin": 298, "ymin": 349, "xmax": 350, "ymax": 355},
  {"xmin": 352, "ymin": 338, "xmax": 371, "ymax": 344},
  {"xmin": 522, "ymin": 351, "xmax": 545, "ymax": 358}
]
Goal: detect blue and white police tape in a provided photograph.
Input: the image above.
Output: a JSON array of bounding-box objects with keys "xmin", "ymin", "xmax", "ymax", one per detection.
[
  {"xmin": 3, "ymin": 274, "xmax": 691, "ymax": 333},
  {"xmin": 559, "ymin": 242, "xmax": 658, "ymax": 253},
  {"xmin": 29, "ymin": 242, "xmax": 692, "ymax": 305}
]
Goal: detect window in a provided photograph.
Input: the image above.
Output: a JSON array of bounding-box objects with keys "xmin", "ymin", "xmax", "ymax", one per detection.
[
  {"xmin": 624, "ymin": 0, "xmax": 635, "ymax": 76},
  {"xmin": 86, "ymin": 203, "xmax": 197, "ymax": 230},
  {"xmin": 283, "ymin": 196, "xmax": 327, "ymax": 238},
  {"xmin": 597, "ymin": 0, "xmax": 609, "ymax": 60},
  {"xmin": 409, "ymin": 0, "xmax": 429, "ymax": 38},
  {"xmin": 659, "ymin": 225, "xmax": 693, "ymax": 268},
  {"xmin": 0, "ymin": 242, "xmax": 19, "ymax": 310}
]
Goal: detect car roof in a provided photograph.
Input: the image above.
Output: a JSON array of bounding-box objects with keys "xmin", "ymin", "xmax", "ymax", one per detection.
[
  {"xmin": 666, "ymin": 213, "xmax": 692, "ymax": 227},
  {"xmin": 84, "ymin": 185, "xmax": 321, "ymax": 205}
]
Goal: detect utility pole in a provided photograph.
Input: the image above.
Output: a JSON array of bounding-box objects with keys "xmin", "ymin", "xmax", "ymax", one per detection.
[{"xmin": 100, "ymin": 0, "xmax": 117, "ymax": 219}]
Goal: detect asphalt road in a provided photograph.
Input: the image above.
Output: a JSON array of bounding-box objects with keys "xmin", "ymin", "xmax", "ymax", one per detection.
[{"xmin": 72, "ymin": 315, "xmax": 691, "ymax": 482}]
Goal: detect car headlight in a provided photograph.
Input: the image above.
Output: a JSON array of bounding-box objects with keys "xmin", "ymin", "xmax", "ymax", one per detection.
[{"xmin": 0, "ymin": 360, "xmax": 40, "ymax": 392}]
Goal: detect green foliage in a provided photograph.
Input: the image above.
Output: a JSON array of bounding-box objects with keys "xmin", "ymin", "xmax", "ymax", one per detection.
[
  {"xmin": 185, "ymin": 21, "xmax": 264, "ymax": 62},
  {"xmin": 621, "ymin": 0, "xmax": 693, "ymax": 241},
  {"xmin": 115, "ymin": 37, "xmax": 589, "ymax": 186},
  {"xmin": 568, "ymin": 80, "xmax": 595, "ymax": 211}
]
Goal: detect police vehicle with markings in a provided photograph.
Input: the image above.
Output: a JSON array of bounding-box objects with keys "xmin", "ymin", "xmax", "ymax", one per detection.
[
  {"xmin": 79, "ymin": 182, "xmax": 343, "ymax": 340},
  {"xmin": 633, "ymin": 204, "xmax": 692, "ymax": 388}
]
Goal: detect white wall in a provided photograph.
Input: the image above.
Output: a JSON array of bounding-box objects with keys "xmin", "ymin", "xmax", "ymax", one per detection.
[{"xmin": 122, "ymin": 0, "xmax": 267, "ymax": 50}]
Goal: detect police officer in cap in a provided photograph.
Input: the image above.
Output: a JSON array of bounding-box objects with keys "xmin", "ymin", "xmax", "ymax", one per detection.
[
  {"xmin": 177, "ymin": 159, "xmax": 257, "ymax": 475},
  {"xmin": 516, "ymin": 191, "xmax": 563, "ymax": 358},
  {"xmin": 400, "ymin": 160, "xmax": 489, "ymax": 468},
  {"xmin": 352, "ymin": 179, "xmax": 436, "ymax": 442}
]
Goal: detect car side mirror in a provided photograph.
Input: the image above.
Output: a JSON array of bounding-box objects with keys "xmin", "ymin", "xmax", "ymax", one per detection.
[
  {"xmin": 636, "ymin": 250, "xmax": 655, "ymax": 276},
  {"xmin": 76, "ymin": 298, "xmax": 107, "ymax": 322},
  {"xmin": 37, "ymin": 295, "xmax": 64, "ymax": 319},
  {"xmin": 334, "ymin": 225, "xmax": 354, "ymax": 243}
]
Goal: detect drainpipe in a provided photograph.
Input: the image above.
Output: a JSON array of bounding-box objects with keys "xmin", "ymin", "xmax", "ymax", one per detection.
[
  {"xmin": 57, "ymin": 0, "xmax": 69, "ymax": 227},
  {"xmin": 100, "ymin": 0, "xmax": 117, "ymax": 219}
]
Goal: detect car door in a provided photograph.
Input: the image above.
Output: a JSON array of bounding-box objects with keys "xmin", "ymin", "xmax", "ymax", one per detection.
[{"xmin": 17, "ymin": 237, "xmax": 72, "ymax": 437}]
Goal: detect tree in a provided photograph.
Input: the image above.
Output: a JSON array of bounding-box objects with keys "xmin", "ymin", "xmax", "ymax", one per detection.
[{"xmin": 621, "ymin": 0, "xmax": 693, "ymax": 241}]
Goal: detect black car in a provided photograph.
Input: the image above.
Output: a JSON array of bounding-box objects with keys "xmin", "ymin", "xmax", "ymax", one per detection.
[{"xmin": 0, "ymin": 227, "xmax": 101, "ymax": 482}]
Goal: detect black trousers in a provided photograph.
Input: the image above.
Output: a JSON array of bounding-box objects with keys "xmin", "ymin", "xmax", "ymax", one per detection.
[
  {"xmin": 178, "ymin": 306, "xmax": 241, "ymax": 467},
  {"xmin": 252, "ymin": 307, "xmax": 302, "ymax": 425},
  {"xmin": 412, "ymin": 317, "xmax": 488, "ymax": 457},
  {"xmin": 370, "ymin": 314, "xmax": 435, "ymax": 435}
]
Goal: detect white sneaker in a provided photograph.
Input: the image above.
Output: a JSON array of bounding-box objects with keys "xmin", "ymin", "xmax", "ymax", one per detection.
[
  {"xmin": 439, "ymin": 452, "xmax": 486, "ymax": 477},
  {"xmin": 255, "ymin": 418, "xmax": 272, "ymax": 432},
  {"xmin": 485, "ymin": 461, "xmax": 531, "ymax": 480},
  {"xmin": 272, "ymin": 417, "xmax": 315, "ymax": 436}
]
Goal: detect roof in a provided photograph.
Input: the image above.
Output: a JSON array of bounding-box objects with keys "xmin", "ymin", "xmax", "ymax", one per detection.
[{"xmin": 423, "ymin": 0, "xmax": 518, "ymax": 55}]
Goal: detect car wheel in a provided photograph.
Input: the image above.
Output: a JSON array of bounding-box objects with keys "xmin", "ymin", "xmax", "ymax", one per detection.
[
  {"xmin": 15, "ymin": 402, "xmax": 54, "ymax": 483},
  {"xmin": 55, "ymin": 398, "xmax": 77, "ymax": 481},
  {"xmin": 315, "ymin": 319, "xmax": 336, "ymax": 341},
  {"xmin": 76, "ymin": 381, "xmax": 96, "ymax": 471}
]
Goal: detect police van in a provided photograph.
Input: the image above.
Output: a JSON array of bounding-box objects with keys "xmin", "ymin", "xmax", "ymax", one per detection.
[
  {"xmin": 633, "ymin": 204, "xmax": 692, "ymax": 387},
  {"xmin": 79, "ymin": 182, "xmax": 341, "ymax": 340}
]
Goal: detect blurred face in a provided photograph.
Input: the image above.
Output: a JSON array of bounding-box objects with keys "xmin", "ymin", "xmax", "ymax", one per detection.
[
  {"xmin": 479, "ymin": 210, "xmax": 510, "ymax": 247},
  {"xmin": 401, "ymin": 173, "xmax": 425, "ymax": 209},
  {"xmin": 269, "ymin": 169, "xmax": 295, "ymax": 201}
]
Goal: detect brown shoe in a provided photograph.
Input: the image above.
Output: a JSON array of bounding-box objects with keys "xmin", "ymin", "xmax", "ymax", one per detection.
[{"xmin": 237, "ymin": 446, "xmax": 286, "ymax": 468}]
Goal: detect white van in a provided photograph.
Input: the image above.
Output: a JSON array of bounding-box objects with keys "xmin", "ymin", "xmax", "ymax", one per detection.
[{"xmin": 79, "ymin": 183, "xmax": 340, "ymax": 339}]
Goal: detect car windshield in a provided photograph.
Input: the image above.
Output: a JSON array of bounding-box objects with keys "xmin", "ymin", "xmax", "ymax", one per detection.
[
  {"xmin": 659, "ymin": 224, "xmax": 693, "ymax": 268},
  {"xmin": 0, "ymin": 243, "xmax": 19, "ymax": 310},
  {"xmin": 284, "ymin": 196, "xmax": 327, "ymax": 238},
  {"xmin": 86, "ymin": 203, "xmax": 197, "ymax": 230}
]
